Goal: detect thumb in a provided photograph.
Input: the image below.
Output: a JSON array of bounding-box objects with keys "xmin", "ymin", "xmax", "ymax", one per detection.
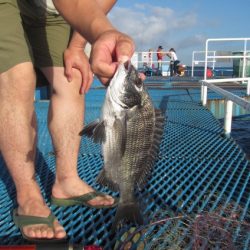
[
  {"xmin": 118, "ymin": 55, "xmax": 130, "ymax": 63},
  {"xmin": 116, "ymin": 37, "xmax": 135, "ymax": 63}
]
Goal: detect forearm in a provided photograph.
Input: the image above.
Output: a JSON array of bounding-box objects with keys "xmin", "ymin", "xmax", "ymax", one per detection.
[
  {"xmin": 96, "ymin": 0, "xmax": 117, "ymax": 14},
  {"xmin": 66, "ymin": 0, "xmax": 117, "ymax": 48},
  {"xmin": 53, "ymin": 0, "xmax": 115, "ymax": 44}
]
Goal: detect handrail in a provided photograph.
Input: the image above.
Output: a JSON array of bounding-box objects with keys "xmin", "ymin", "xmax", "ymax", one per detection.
[
  {"xmin": 204, "ymin": 38, "xmax": 250, "ymax": 80},
  {"xmin": 192, "ymin": 51, "xmax": 216, "ymax": 77},
  {"xmin": 200, "ymin": 78, "xmax": 250, "ymax": 135}
]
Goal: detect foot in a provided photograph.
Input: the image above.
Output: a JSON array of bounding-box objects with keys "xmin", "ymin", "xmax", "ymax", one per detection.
[
  {"xmin": 16, "ymin": 198, "xmax": 66, "ymax": 240},
  {"xmin": 52, "ymin": 176, "xmax": 115, "ymax": 207}
]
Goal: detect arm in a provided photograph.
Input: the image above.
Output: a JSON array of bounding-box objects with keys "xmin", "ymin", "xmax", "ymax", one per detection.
[
  {"xmin": 56, "ymin": 0, "xmax": 133, "ymax": 86},
  {"xmin": 63, "ymin": 0, "xmax": 118, "ymax": 93},
  {"xmin": 165, "ymin": 52, "xmax": 171, "ymax": 59},
  {"xmin": 52, "ymin": 0, "xmax": 115, "ymax": 44},
  {"xmin": 68, "ymin": 0, "xmax": 117, "ymax": 48}
]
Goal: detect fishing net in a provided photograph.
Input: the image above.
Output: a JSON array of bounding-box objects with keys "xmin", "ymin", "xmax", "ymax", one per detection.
[{"xmin": 114, "ymin": 196, "xmax": 250, "ymax": 250}]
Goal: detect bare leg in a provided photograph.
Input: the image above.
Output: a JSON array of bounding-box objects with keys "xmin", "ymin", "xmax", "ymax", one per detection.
[
  {"xmin": 41, "ymin": 67, "xmax": 114, "ymax": 206},
  {"xmin": 0, "ymin": 63, "xmax": 66, "ymax": 240}
]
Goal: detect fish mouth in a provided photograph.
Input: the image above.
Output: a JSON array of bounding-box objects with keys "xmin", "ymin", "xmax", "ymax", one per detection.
[
  {"xmin": 118, "ymin": 60, "xmax": 133, "ymax": 76},
  {"xmin": 123, "ymin": 60, "xmax": 131, "ymax": 71}
]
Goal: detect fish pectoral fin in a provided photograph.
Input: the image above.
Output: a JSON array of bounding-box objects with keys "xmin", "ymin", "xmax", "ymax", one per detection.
[
  {"xmin": 79, "ymin": 119, "xmax": 106, "ymax": 143},
  {"xmin": 92, "ymin": 121, "xmax": 106, "ymax": 143},
  {"xmin": 79, "ymin": 119, "xmax": 99, "ymax": 136}
]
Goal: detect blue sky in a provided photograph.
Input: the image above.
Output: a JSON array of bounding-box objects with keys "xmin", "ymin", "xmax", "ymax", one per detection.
[{"xmin": 108, "ymin": 0, "xmax": 250, "ymax": 65}]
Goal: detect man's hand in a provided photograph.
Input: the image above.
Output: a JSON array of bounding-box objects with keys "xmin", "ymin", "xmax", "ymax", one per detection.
[
  {"xmin": 64, "ymin": 46, "xmax": 93, "ymax": 94},
  {"xmin": 90, "ymin": 30, "xmax": 135, "ymax": 85}
]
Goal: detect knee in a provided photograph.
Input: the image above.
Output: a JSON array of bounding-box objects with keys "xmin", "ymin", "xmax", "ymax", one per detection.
[
  {"xmin": 51, "ymin": 68, "xmax": 83, "ymax": 99},
  {"xmin": 0, "ymin": 63, "xmax": 36, "ymax": 103}
]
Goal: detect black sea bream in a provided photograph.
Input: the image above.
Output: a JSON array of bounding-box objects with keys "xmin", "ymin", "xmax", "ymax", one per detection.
[{"xmin": 80, "ymin": 62, "xmax": 164, "ymax": 228}]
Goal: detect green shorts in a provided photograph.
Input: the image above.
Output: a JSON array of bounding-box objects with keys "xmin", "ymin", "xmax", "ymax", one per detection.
[{"xmin": 0, "ymin": 0, "xmax": 71, "ymax": 73}]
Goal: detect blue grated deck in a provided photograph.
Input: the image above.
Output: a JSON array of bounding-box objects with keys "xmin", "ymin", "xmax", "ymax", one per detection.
[{"xmin": 0, "ymin": 86, "xmax": 249, "ymax": 249}]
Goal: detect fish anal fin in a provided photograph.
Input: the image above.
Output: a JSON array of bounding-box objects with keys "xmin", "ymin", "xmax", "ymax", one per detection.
[
  {"xmin": 96, "ymin": 168, "xmax": 119, "ymax": 192},
  {"xmin": 93, "ymin": 121, "xmax": 106, "ymax": 143}
]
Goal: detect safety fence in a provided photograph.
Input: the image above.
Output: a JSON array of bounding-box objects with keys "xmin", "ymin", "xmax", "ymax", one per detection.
[
  {"xmin": 132, "ymin": 51, "xmax": 172, "ymax": 76},
  {"xmin": 204, "ymin": 38, "xmax": 250, "ymax": 80},
  {"xmin": 200, "ymin": 38, "xmax": 250, "ymax": 135}
]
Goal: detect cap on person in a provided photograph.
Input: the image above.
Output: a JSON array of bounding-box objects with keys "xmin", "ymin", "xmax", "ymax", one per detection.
[{"xmin": 158, "ymin": 45, "xmax": 163, "ymax": 49}]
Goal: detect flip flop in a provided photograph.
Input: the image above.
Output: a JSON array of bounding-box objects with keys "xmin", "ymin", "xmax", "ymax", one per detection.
[
  {"xmin": 12, "ymin": 209, "xmax": 67, "ymax": 243},
  {"xmin": 50, "ymin": 191, "xmax": 119, "ymax": 208}
]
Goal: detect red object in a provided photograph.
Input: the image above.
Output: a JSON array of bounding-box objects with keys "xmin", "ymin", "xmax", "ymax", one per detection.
[
  {"xmin": 84, "ymin": 246, "xmax": 103, "ymax": 250},
  {"xmin": 157, "ymin": 49, "xmax": 164, "ymax": 60},
  {"xmin": 207, "ymin": 68, "xmax": 213, "ymax": 78},
  {"xmin": 0, "ymin": 246, "xmax": 35, "ymax": 250}
]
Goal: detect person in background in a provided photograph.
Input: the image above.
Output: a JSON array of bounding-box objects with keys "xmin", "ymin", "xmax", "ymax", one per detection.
[
  {"xmin": 148, "ymin": 48, "xmax": 153, "ymax": 68},
  {"xmin": 156, "ymin": 45, "xmax": 165, "ymax": 71},
  {"xmin": 167, "ymin": 48, "xmax": 180, "ymax": 76},
  {"xmin": 0, "ymin": 0, "xmax": 134, "ymax": 242}
]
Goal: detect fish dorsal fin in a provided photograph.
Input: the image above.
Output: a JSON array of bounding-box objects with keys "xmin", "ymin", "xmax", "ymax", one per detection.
[{"xmin": 79, "ymin": 119, "xmax": 106, "ymax": 143}]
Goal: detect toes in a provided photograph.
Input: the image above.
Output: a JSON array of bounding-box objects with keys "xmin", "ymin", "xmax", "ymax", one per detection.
[
  {"xmin": 22, "ymin": 221, "xmax": 66, "ymax": 240},
  {"xmin": 24, "ymin": 227, "xmax": 36, "ymax": 238},
  {"xmin": 54, "ymin": 221, "xmax": 67, "ymax": 239},
  {"xmin": 90, "ymin": 194, "xmax": 115, "ymax": 206},
  {"xmin": 34, "ymin": 227, "xmax": 43, "ymax": 238},
  {"xmin": 41, "ymin": 226, "xmax": 50, "ymax": 238},
  {"xmin": 103, "ymin": 195, "xmax": 115, "ymax": 205}
]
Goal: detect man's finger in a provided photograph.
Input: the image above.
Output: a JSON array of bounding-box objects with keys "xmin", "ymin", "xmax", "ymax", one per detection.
[
  {"xmin": 91, "ymin": 61, "xmax": 117, "ymax": 79},
  {"xmin": 64, "ymin": 60, "xmax": 73, "ymax": 82},
  {"xmin": 98, "ymin": 76, "xmax": 111, "ymax": 86},
  {"xmin": 116, "ymin": 37, "xmax": 135, "ymax": 63}
]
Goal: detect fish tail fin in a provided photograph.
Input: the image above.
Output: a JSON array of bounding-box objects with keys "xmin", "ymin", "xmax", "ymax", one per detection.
[{"xmin": 112, "ymin": 201, "xmax": 143, "ymax": 230}]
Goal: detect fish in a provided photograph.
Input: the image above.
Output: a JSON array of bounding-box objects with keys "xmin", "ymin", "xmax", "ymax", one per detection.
[{"xmin": 80, "ymin": 62, "xmax": 164, "ymax": 228}]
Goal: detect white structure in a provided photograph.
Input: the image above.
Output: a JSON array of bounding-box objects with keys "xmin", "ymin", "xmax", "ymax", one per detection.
[{"xmin": 200, "ymin": 38, "xmax": 250, "ymax": 135}]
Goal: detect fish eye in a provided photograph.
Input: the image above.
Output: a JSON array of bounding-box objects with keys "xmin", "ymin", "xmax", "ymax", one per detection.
[{"xmin": 134, "ymin": 78, "xmax": 142, "ymax": 88}]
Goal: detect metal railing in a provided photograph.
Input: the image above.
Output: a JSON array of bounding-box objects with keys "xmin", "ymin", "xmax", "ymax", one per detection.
[
  {"xmin": 200, "ymin": 38, "xmax": 250, "ymax": 135},
  {"xmin": 201, "ymin": 78, "xmax": 250, "ymax": 135},
  {"xmin": 204, "ymin": 38, "xmax": 250, "ymax": 80},
  {"xmin": 132, "ymin": 51, "xmax": 171, "ymax": 67},
  {"xmin": 191, "ymin": 51, "xmax": 216, "ymax": 77}
]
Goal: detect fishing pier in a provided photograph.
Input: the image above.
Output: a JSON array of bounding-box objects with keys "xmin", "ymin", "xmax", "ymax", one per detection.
[{"xmin": 0, "ymin": 38, "xmax": 249, "ymax": 249}]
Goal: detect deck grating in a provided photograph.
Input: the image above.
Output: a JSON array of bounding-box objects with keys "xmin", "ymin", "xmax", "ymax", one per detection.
[{"xmin": 0, "ymin": 86, "xmax": 249, "ymax": 249}]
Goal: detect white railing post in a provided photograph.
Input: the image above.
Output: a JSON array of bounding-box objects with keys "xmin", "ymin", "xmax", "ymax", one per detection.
[
  {"xmin": 224, "ymin": 100, "xmax": 233, "ymax": 136},
  {"xmin": 191, "ymin": 52, "xmax": 194, "ymax": 77},
  {"xmin": 201, "ymin": 78, "xmax": 250, "ymax": 136},
  {"xmin": 201, "ymin": 81, "xmax": 208, "ymax": 106},
  {"xmin": 247, "ymin": 78, "xmax": 250, "ymax": 95},
  {"xmin": 203, "ymin": 86, "xmax": 207, "ymax": 106},
  {"xmin": 204, "ymin": 41, "xmax": 209, "ymax": 81},
  {"xmin": 242, "ymin": 39, "xmax": 247, "ymax": 78}
]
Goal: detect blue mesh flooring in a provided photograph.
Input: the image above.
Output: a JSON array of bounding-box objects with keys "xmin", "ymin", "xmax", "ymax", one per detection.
[{"xmin": 0, "ymin": 84, "xmax": 249, "ymax": 249}]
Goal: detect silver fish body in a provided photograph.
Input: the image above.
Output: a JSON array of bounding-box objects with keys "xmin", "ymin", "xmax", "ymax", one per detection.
[{"xmin": 80, "ymin": 62, "xmax": 164, "ymax": 228}]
